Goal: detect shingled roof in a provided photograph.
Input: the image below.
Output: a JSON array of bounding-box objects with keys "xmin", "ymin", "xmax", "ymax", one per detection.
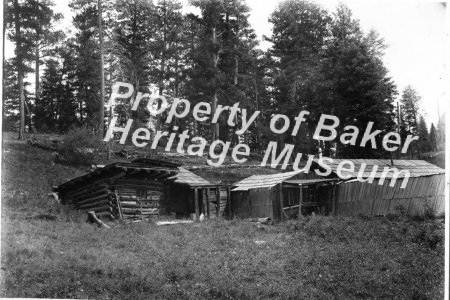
[
  {"xmin": 313, "ymin": 159, "xmax": 444, "ymax": 178},
  {"xmin": 231, "ymin": 159, "xmax": 444, "ymax": 192},
  {"xmin": 57, "ymin": 162, "xmax": 179, "ymax": 192},
  {"xmin": 232, "ymin": 170, "xmax": 302, "ymax": 191},
  {"xmin": 169, "ymin": 167, "xmax": 212, "ymax": 187}
]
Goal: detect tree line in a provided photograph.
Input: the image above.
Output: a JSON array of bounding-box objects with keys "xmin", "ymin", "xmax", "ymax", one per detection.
[{"xmin": 3, "ymin": 0, "xmax": 445, "ymax": 159}]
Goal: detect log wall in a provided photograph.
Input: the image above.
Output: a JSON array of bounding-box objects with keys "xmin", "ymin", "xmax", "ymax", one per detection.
[
  {"xmin": 62, "ymin": 182, "xmax": 115, "ymax": 220},
  {"xmin": 112, "ymin": 179, "xmax": 166, "ymax": 222}
]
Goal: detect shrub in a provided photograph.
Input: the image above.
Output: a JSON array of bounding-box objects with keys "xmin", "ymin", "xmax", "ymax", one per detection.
[
  {"xmin": 412, "ymin": 227, "xmax": 443, "ymax": 250},
  {"xmin": 62, "ymin": 126, "xmax": 100, "ymax": 150},
  {"xmin": 57, "ymin": 127, "xmax": 102, "ymax": 166},
  {"xmin": 394, "ymin": 204, "xmax": 407, "ymax": 217},
  {"xmin": 422, "ymin": 201, "xmax": 436, "ymax": 220}
]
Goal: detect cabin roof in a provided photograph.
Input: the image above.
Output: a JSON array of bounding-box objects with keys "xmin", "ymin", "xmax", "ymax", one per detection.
[
  {"xmin": 283, "ymin": 178, "xmax": 339, "ymax": 186},
  {"xmin": 313, "ymin": 159, "xmax": 444, "ymax": 178},
  {"xmin": 131, "ymin": 158, "xmax": 181, "ymax": 168},
  {"xmin": 58, "ymin": 161, "xmax": 180, "ymax": 192},
  {"xmin": 169, "ymin": 167, "xmax": 212, "ymax": 187},
  {"xmin": 57, "ymin": 158, "xmax": 218, "ymax": 192},
  {"xmin": 231, "ymin": 170, "xmax": 302, "ymax": 191},
  {"xmin": 232, "ymin": 159, "xmax": 443, "ymax": 192}
]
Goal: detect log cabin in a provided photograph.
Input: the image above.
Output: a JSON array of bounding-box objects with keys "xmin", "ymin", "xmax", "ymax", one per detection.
[{"xmin": 57, "ymin": 159, "xmax": 231, "ymax": 222}]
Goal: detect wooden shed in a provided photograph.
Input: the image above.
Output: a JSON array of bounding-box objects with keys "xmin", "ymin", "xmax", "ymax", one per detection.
[
  {"xmin": 231, "ymin": 171, "xmax": 338, "ymax": 221},
  {"xmin": 168, "ymin": 167, "xmax": 231, "ymax": 220},
  {"xmin": 231, "ymin": 159, "xmax": 445, "ymax": 220},
  {"xmin": 319, "ymin": 159, "xmax": 446, "ymax": 216},
  {"xmin": 57, "ymin": 159, "xmax": 230, "ymax": 222}
]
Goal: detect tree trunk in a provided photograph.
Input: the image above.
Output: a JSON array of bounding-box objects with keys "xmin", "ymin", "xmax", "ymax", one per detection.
[
  {"xmin": 193, "ymin": 119, "xmax": 197, "ymax": 136},
  {"xmin": 396, "ymin": 101, "xmax": 401, "ymax": 159},
  {"xmin": 211, "ymin": 26, "xmax": 219, "ymax": 142},
  {"xmin": 79, "ymin": 101, "xmax": 83, "ymax": 122},
  {"xmin": 35, "ymin": 42, "xmax": 39, "ymax": 103},
  {"xmin": 98, "ymin": 0, "xmax": 105, "ymax": 139},
  {"xmin": 152, "ymin": 0, "xmax": 167, "ymax": 156},
  {"xmin": 211, "ymin": 91, "xmax": 219, "ymax": 141},
  {"xmin": 14, "ymin": 0, "xmax": 25, "ymax": 140},
  {"xmin": 3, "ymin": 0, "xmax": 7, "ymax": 125},
  {"xmin": 34, "ymin": 0, "xmax": 40, "ymax": 123},
  {"xmin": 232, "ymin": 57, "xmax": 239, "ymax": 146},
  {"xmin": 174, "ymin": 56, "xmax": 179, "ymax": 98},
  {"xmin": 254, "ymin": 74, "xmax": 260, "ymax": 152},
  {"xmin": 107, "ymin": 67, "xmax": 113, "ymax": 160}
]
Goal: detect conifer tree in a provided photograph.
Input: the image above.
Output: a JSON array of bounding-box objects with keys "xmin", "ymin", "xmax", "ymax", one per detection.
[
  {"xmin": 417, "ymin": 115, "xmax": 430, "ymax": 156},
  {"xmin": 429, "ymin": 123, "xmax": 437, "ymax": 152}
]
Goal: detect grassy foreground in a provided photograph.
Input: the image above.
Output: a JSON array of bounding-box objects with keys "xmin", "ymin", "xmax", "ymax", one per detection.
[{"xmin": 1, "ymin": 134, "xmax": 445, "ymax": 299}]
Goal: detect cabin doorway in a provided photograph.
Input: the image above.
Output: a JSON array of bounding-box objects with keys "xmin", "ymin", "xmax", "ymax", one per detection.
[{"xmin": 197, "ymin": 190, "xmax": 207, "ymax": 215}]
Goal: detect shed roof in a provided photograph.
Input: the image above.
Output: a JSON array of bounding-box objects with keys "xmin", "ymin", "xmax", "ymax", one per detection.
[
  {"xmin": 58, "ymin": 160, "xmax": 180, "ymax": 192},
  {"xmin": 313, "ymin": 159, "xmax": 444, "ymax": 178},
  {"xmin": 284, "ymin": 178, "xmax": 339, "ymax": 186},
  {"xmin": 131, "ymin": 158, "xmax": 181, "ymax": 168},
  {"xmin": 231, "ymin": 159, "xmax": 443, "ymax": 192},
  {"xmin": 232, "ymin": 170, "xmax": 302, "ymax": 191},
  {"xmin": 169, "ymin": 167, "xmax": 212, "ymax": 187}
]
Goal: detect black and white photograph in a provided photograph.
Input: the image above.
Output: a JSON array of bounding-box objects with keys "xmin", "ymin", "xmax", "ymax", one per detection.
[{"xmin": 1, "ymin": 0, "xmax": 448, "ymax": 298}]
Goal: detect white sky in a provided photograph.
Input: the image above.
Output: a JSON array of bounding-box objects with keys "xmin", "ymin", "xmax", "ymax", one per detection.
[
  {"xmin": 245, "ymin": 0, "xmax": 448, "ymax": 128},
  {"xmin": 6, "ymin": 0, "xmax": 448, "ymax": 128}
]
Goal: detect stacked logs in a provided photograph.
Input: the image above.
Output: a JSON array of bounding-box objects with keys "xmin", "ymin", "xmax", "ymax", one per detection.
[
  {"xmin": 62, "ymin": 183, "xmax": 115, "ymax": 219},
  {"xmin": 112, "ymin": 180, "xmax": 165, "ymax": 222},
  {"xmin": 114, "ymin": 194, "xmax": 162, "ymax": 221},
  {"xmin": 61, "ymin": 180, "xmax": 166, "ymax": 222}
]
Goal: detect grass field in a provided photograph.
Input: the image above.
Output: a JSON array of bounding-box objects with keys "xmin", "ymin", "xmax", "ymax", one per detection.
[{"xmin": 1, "ymin": 133, "xmax": 445, "ymax": 299}]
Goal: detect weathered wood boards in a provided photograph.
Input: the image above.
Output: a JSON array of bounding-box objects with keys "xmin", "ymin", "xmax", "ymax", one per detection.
[
  {"xmin": 58, "ymin": 161, "xmax": 230, "ymax": 223},
  {"xmin": 113, "ymin": 181, "xmax": 165, "ymax": 221},
  {"xmin": 59, "ymin": 178, "xmax": 166, "ymax": 222},
  {"xmin": 335, "ymin": 174, "xmax": 445, "ymax": 216}
]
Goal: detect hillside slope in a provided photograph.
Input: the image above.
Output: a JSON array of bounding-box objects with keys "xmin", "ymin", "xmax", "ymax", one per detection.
[{"xmin": 0, "ymin": 133, "xmax": 444, "ymax": 299}]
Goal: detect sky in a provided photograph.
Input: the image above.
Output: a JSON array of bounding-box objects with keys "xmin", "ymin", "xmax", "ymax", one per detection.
[
  {"xmin": 6, "ymin": 0, "xmax": 448, "ymax": 128},
  {"xmin": 245, "ymin": 0, "xmax": 448, "ymax": 128}
]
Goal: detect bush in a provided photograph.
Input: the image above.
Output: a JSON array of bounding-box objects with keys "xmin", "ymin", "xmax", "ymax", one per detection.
[
  {"xmin": 57, "ymin": 127, "xmax": 102, "ymax": 166},
  {"xmin": 62, "ymin": 126, "xmax": 100, "ymax": 150},
  {"xmin": 394, "ymin": 204, "xmax": 407, "ymax": 216},
  {"xmin": 412, "ymin": 226, "xmax": 443, "ymax": 250},
  {"xmin": 423, "ymin": 201, "xmax": 436, "ymax": 220}
]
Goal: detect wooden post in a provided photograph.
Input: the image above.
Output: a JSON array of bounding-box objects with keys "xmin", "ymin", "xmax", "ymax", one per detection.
[
  {"xmin": 298, "ymin": 185, "xmax": 303, "ymax": 222},
  {"xmin": 87, "ymin": 211, "xmax": 110, "ymax": 229},
  {"xmin": 227, "ymin": 186, "xmax": 232, "ymax": 219},
  {"xmin": 114, "ymin": 190, "xmax": 124, "ymax": 221},
  {"xmin": 194, "ymin": 188, "xmax": 199, "ymax": 221},
  {"xmin": 205, "ymin": 188, "xmax": 210, "ymax": 219},
  {"xmin": 279, "ymin": 183, "xmax": 284, "ymax": 221},
  {"xmin": 290, "ymin": 193, "xmax": 293, "ymax": 218},
  {"xmin": 139, "ymin": 195, "xmax": 143, "ymax": 222},
  {"xmin": 331, "ymin": 182, "xmax": 336, "ymax": 215},
  {"xmin": 216, "ymin": 187, "xmax": 220, "ymax": 216}
]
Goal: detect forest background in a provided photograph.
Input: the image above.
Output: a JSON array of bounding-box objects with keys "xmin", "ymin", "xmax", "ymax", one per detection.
[{"xmin": 3, "ymin": 0, "xmax": 447, "ymax": 161}]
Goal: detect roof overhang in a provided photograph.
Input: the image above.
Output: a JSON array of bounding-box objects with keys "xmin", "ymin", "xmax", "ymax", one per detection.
[{"xmin": 283, "ymin": 178, "xmax": 339, "ymax": 188}]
